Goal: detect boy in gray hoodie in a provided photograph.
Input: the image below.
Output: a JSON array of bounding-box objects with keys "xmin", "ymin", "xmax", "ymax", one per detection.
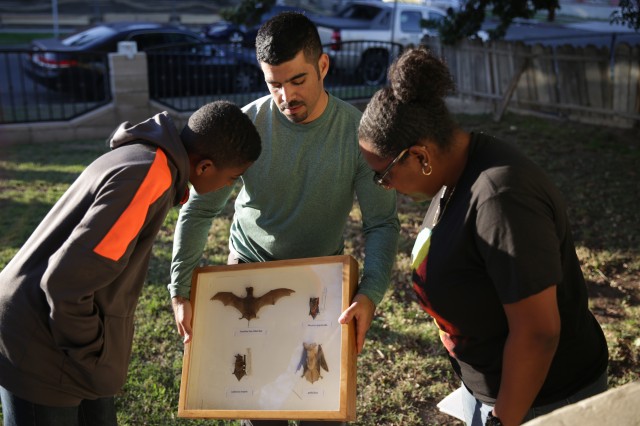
[{"xmin": 0, "ymin": 101, "xmax": 261, "ymax": 425}]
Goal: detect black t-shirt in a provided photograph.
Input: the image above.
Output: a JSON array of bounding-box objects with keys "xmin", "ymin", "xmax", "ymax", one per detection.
[{"xmin": 411, "ymin": 132, "xmax": 608, "ymax": 406}]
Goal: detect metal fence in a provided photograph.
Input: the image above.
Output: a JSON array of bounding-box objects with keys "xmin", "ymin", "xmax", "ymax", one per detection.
[
  {"xmin": 0, "ymin": 40, "xmax": 403, "ymax": 124},
  {"xmin": 3, "ymin": 37, "xmax": 640, "ymax": 127},
  {"xmin": 0, "ymin": 47, "xmax": 111, "ymax": 123}
]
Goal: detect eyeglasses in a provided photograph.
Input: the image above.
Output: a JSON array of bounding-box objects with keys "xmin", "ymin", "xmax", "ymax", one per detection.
[{"xmin": 373, "ymin": 148, "xmax": 409, "ymax": 188}]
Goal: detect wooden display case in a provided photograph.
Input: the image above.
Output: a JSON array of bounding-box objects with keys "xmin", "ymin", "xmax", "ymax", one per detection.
[{"xmin": 178, "ymin": 255, "xmax": 358, "ymax": 421}]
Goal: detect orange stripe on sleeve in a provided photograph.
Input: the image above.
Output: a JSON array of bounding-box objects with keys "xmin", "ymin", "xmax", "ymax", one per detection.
[{"xmin": 94, "ymin": 148, "xmax": 172, "ymax": 261}]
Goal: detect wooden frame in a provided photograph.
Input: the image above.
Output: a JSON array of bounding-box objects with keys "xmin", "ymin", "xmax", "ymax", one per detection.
[{"xmin": 178, "ymin": 255, "xmax": 358, "ymax": 421}]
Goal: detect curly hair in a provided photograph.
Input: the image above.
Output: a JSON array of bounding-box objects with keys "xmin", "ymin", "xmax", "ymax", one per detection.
[
  {"xmin": 358, "ymin": 47, "xmax": 456, "ymax": 159},
  {"xmin": 255, "ymin": 12, "xmax": 323, "ymax": 67},
  {"xmin": 181, "ymin": 101, "xmax": 261, "ymax": 168}
]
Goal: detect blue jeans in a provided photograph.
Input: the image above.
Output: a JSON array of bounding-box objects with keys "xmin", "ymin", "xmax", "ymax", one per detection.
[
  {"xmin": 460, "ymin": 370, "xmax": 608, "ymax": 425},
  {"xmin": 0, "ymin": 386, "xmax": 117, "ymax": 426}
]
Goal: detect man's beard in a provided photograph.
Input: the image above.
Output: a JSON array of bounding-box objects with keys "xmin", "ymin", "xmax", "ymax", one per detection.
[{"xmin": 279, "ymin": 100, "xmax": 307, "ymax": 123}]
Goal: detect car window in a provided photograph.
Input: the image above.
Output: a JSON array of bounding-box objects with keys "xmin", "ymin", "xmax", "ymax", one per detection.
[
  {"xmin": 165, "ymin": 33, "xmax": 201, "ymax": 44},
  {"xmin": 400, "ymin": 11, "xmax": 423, "ymax": 33},
  {"xmin": 377, "ymin": 10, "xmax": 391, "ymax": 28},
  {"xmin": 130, "ymin": 33, "xmax": 169, "ymax": 50},
  {"xmin": 426, "ymin": 11, "xmax": 445, "ymax": 22},
  {"xmin": 337, "ymin": 5, "xmax": 381, "ymax": 20},
  {"xmin": 62, "ymin": 26, "xmax": 116, "ymax": 47}
]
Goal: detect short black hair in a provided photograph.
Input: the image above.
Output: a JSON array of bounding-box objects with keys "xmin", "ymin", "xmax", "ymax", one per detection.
[
  {"xmin": 181, "ymin": 101, "xmax": 261, "ymax": 168},
  {"xmin": 255, "ymin": 12, "xmax": 322, "ymax": 66}
]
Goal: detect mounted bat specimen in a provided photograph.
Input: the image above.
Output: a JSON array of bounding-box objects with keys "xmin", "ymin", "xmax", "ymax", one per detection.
[
  {"xmin": 233, "ymin": 353, "xmax": 247, "ymax": 381},
  {"xmin": 211, "ymin": 286, "xmax": 295, "ymax": 325},
  {"xmin": 297, "ymin": 342, "xmax": 329, "ymax": 384},
  {"xmin": 309, "ymin": 297, "xmax": 320, "ymax": 319},
  {"xmin": 232, "ymin": 348, "xmax": 252, "ymax": 381}
]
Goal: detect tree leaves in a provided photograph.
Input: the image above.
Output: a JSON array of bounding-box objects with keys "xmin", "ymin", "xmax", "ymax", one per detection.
[{"xmin": 434, "ymin": 0, "xmax": 558, "ymax": 45}]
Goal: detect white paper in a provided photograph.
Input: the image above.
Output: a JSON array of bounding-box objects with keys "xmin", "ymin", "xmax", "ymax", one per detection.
[{"xmin": 437, "ymin": 386, "xmax": 465, "ymax": 421}]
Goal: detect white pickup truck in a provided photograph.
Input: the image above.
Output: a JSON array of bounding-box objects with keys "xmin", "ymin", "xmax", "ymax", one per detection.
[{"xmin": 314, "ymin": 1, "xmax": 447, "ymax": 85}]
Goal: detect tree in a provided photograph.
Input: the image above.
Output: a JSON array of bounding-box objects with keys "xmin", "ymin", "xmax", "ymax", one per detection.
[
  {"xmin": 220, "ymin": 0, "xmax": 276, "ymax": 26},
  {"xmin": 611, "ymin": 0, "xmax": 640, "ymax": 31},
  {"xmin": 430, "ymin": 0, "xmax": 559, "ymax": 45}
]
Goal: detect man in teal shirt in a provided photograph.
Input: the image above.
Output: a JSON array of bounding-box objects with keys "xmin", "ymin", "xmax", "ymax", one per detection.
[{"xmin": 169, "ymin": 12, "xmax": 399, "ymax": 364}]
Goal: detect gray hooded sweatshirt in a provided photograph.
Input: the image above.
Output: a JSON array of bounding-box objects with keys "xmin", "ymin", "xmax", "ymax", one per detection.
[{"xmin": 0, "ymin": 112, "xmax": 189, "ymax": 406}]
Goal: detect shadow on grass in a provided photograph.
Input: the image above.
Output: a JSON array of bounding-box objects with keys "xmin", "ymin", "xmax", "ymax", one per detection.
[
  {"xmin": 0, "ymin": 165, "xmax": 85, "ymax": 185},
  {"xmin": 2, "ymin": 140, "xmax": 107, "ymax": 165},
  {"xmin": 0, "ymin": 199, "xmax": 58, "ymax": 252}
]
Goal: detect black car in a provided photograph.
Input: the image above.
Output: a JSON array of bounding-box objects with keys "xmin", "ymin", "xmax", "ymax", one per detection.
[
  {"xmin": 23, "ymin": 22, "xmax": 263, "ymax": 100},
  {"xmin": 145, "ymin": 39, "xmax": 262, "ymax": 98},
  {"xmin": 202, "ymin": 5, "xmax": 316, "ymax": 47}
]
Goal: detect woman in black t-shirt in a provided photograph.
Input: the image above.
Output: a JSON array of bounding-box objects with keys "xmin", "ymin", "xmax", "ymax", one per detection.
[{"xmin": 357, "ymin": 47, "xmax": 608, "ymax": 426}]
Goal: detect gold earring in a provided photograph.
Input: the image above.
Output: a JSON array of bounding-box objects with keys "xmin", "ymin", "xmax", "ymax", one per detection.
[{"xmin": 422, "ymin": 163, "xmax": 432, "ymax": 176}]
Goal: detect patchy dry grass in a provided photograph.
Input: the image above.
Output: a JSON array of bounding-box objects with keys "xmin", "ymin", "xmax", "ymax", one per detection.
[{"xmin": 0, "ymin": 112, "xmax": 638, "ymax": 425}]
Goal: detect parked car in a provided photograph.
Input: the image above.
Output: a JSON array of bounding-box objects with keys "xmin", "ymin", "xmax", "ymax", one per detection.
[
  {"xmin": 314, "ymin": 1, "xmax": 448, "ymax": 85},
  {"xmin": 315, "ymin": 1, "xmax": 486, "ymax": 86},
  {"xmin": 145, "ymin": 42, "xmax": 263, "ymax": 98},
  {"xmin": 422, "ymin": 0, "xmax": 463, "ymax": 11},
  {"xmin": 201, "ymin": 4, "xmax": 317, "ymax": 47},
  {"xmin": 23, "ymin": 22, "xmax": 262, "ymax": 100}
]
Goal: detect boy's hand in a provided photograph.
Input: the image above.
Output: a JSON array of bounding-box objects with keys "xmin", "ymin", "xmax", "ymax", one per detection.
[{"xmin": 171, "ymin": 296, "xmax": 193, "ymax": 344}]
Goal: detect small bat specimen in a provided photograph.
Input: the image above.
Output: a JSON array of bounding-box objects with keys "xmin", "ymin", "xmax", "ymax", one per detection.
[
  {"xmin": 211, "ymin": 286, "xmax": 295, "ymax": 324},
  {"xmin": 297, "ymin": 342, "xmax": 329, "ymax": 384},
  {"xmin": 309, "ymin": 297, "xmax": 320, "ymax": 319},
  {"xmin": 233, "ymin": 354, "xmax": 247, "ymax": 381}
]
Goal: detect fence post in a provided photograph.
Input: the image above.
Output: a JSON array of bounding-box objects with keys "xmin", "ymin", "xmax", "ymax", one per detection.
[
  {"xmin": 556, "ymin": 44, "xmax": 584, "ymax": 120},
  {"xmin": 108, "ymin": 49, "xmax": 153, "ymax": 125},
  {"xmin": 491, "ymin": 41, "xmax": 510, "ymax": 107},
  {"xmin": 515, "ymin": 42, "xmax": 535, "ymax": 109},
  {"xmin": 584, "ymin": 45, "xmax": 609, "ymax": 111},
  {"xmin": 531, "ymin": 43, "xmax": 556, "ymax": 112},
  {"xmin": 612, "ymin": 43, "xmax": 640, "ymax": 128},
  {"xmin": 493, "ymin": 56, "xmax": 530, "ymax": 122}
]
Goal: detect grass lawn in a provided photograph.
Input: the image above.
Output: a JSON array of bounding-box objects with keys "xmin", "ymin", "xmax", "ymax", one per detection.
[
  {"xmin": 0, "ymin": 112, "xmax": 638, "ymax": 425},
  {"xmin": 0, "ymin": 32, "xmax": 57, "ymax": 46}
]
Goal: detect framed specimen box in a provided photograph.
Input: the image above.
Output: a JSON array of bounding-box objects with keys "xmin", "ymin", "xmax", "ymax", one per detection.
[{"xmin": 178, "ymin": 255, "xmax": 358, "ymax": 421}]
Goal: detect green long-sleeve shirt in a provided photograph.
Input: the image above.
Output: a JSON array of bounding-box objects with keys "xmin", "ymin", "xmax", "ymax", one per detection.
[{"xmin": 169, "ymin": 93, "xmax": 399, "ymax": 305}]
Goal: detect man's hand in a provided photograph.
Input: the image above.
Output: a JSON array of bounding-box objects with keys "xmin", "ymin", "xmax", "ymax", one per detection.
[
  {"xmin": 171, "ymin": 296, "xmax": 193, "ymax": 344},
  {"xmin": 338, "ymin": 293, "xmax": 375, "ymax": 354}
]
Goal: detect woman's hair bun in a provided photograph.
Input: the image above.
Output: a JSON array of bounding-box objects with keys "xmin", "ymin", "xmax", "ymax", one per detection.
[{"xmin": 388, "ymin": 47, "xmax": 454, "ymax": 104}]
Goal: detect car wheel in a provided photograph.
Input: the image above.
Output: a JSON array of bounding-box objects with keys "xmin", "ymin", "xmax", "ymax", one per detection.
[
  {"xmin": 233, "ymin": 66, "xmax": 262, "ymax": 93},
  {"xmin": 360, "ymin": 50, "xmax": 389, "ymax": 86}
]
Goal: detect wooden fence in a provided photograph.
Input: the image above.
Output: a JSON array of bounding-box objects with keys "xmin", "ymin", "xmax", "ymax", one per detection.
[{"xmin": 422, "ymin": 38, "xmax": 640, "ymax": 128}]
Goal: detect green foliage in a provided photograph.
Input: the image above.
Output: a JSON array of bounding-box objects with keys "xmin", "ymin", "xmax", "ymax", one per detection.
[
  {"xmin": 611, "ymin": 0, "xmax": 640, "ymax": 31},
  {"xmin": 433, "ymin": 0, "xmax": 559, "ymax": 45},
  {"xmin": 0, "ymin": 32, "xmax": 56, "ymax": 45},
  {"xmin": 220, "ymin": 0, "xmax": 276, "ymax": 26}
]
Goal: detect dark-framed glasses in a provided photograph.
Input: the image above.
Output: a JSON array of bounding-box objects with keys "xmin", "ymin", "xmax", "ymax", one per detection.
[{"xmin": 373, "ymin": 148, "xmax": 409, "ymax": 188}]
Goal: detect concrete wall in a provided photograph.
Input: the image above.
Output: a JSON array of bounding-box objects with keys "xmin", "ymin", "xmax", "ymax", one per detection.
[{"xmin": 523, "ymin": 381, "xmax": 640, "ymax": 426}]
